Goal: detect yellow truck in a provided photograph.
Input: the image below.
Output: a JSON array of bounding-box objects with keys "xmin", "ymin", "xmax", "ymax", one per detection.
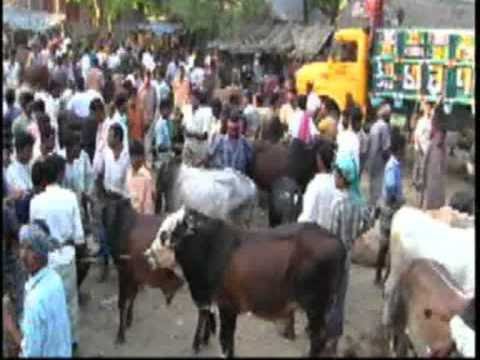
[{"xmin": 296, "ymin": 27, "xmax": 475, "ymax": 127}]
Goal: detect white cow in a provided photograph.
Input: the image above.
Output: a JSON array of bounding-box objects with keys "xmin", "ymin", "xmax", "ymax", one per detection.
[
  {"xmin": 383, "ymin": 206, "xmax": 475, "ymax": 326},
  {"xmin": 146, "ymin": 164, "xmax": 258, "ymax": 270}
]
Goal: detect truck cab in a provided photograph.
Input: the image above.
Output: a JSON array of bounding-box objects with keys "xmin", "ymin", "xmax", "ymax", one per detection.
[{"xmin": 296, "ymin": 28, "xmax": 369, "ymax": 113}]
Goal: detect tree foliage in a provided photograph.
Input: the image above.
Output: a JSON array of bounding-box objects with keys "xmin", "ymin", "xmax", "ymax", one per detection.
[
  {"xmin": 66, "ymin": 0, "xmax": 152, "ymax": 29},
  {"xmin": 164, "ymin": 0, "xmax": 269, "ymax": 38},
  {"xmin": 66, "ymin": 0, "xmax": 269, "ymax": 38}
]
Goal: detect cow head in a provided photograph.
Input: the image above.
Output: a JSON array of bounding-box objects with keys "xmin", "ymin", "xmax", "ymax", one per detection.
[{"xmin": 145, "ymin": 207, "xmax": 215, "ymax": 270}]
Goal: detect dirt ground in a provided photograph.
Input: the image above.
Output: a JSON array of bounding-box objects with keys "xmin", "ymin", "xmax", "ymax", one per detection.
[{"xmin": 76, "ymin": 146, "xmax": 472, "ymax": 357}]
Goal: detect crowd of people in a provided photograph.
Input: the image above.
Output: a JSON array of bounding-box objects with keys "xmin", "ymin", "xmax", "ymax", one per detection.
[{"xmin": 3, "ymin": 30, "xmax": 451, "ymax": 357}]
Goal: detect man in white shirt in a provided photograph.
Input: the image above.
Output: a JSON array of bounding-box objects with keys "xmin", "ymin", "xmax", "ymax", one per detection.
[
  {"xmin": 288, "ymin": 95, "xmax": 319, "ymax": 142},
  {"xmin": 412, "ymin": 100, "xmax": 433, "ymax": 195},
  {"xmin": 100, "ymin": 123, "xmax": 131, "ymax": 198},
  {"xmin": 298, "ymin": 139, "xmax": 338, "ymax": 228},
  {"xmin": 80, "ymin": 51, "xmax": 91, "ymax": 82},
  {"xmin": 242, "ymin": 91, "xmax": 261, "ymax": 140},
  {"xmin": 4, "ymin": 50, "xmax": 21, "ymax": 89},
  {"xmin": 190, "ymin": 57, "xmax": 205, "ymax": 91},
  {"xmin": 336, "ymin": 107, "xmax": 361, "ymax": 174},
  {"xmin": 166, "ymin": 57, "xmax": 178, "ymax": 85},
  {"xmin": 29, "ymin": 154, "xmax": 84, "ymax": 352},
  {"xmin": 91, "ymin": 99, "xmax": 109, "ymax": 177},
  {"xmin": 5, "ymin": 132, "xmax": 34, "ymax": 198},
  {"xmin": 104, "ymin": 94, "xmax": 129, "ymax": 152},
  {"xmin": 142, "ymin": 50, "xmax": 155, "ymax": 73},
  {"xmin": 107, "ymin": 50, "xmax": 121, "ymax": 71},
  {"xmin": 306, "ymin": 82, "xmax": 321, "ymax": 116},
  {"xmin": 182, "ymin": 91, "xmax": 214, "ymax": 167},
  {"xmin": 66, "ymin": 82, "xmax": 103, "ymax": 119}
]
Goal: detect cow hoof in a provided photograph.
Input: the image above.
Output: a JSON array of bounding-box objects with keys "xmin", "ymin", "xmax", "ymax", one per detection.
[
  {"xmin": 192, "ymin": 342, "xmax": 201, "ymax": 354},
  {"xmin": 115, "ymin": 335, "xmax": 125, "ymax": 345},
  {"xmin": 126, "ymin": 318, "xmax": 133, "ymax": 328}
]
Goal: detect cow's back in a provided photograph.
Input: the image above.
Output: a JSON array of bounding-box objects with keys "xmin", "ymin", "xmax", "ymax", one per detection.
[
  {"xmin": 219, "ymin": 223, "xmax": 343, "ymax": 317},
  {"xmin": 396, "ymin": 259, "xmax": 469, "ymax": 356},
  {"xmin": 251, "ymin": 141, "xmax": 289, "ymax": 191},
  {"xmin": 388, "ymin": 207, "xmax": 475, "ymax": 293}
]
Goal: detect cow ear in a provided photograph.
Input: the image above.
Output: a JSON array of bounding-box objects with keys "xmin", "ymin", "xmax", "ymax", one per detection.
[
  {"xmin": 185, "ymin": 212, "xmax": 197, "ymax": 235},
  {"xmin": 160, "ymin": 231, "xmax": 168, "ymax": 245}
]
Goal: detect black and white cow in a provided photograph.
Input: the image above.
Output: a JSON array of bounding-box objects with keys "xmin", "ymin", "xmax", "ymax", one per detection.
[{"xmin": 145, "ymin": 207, "xmax": 345, "ymax": 357}]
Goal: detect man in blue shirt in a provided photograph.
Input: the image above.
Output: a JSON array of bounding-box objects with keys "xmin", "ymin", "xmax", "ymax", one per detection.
[
  {"xmin": 375, "ymin": 127, "xmax": 406, "ymax": 286},
  {"xmin": 206, "ymin": 110, "xmax": 253, "ymax": 175},
  {"xmin": 3, "ymin": 221, "xmax": 72, "ymax": 357},
  {"xmin": 152, "ymin": 99, "xmax": 174, "ymax": 213},
  {"xmin": 4, "ymin": 89, "xmax": 22, "ymax": 152}
]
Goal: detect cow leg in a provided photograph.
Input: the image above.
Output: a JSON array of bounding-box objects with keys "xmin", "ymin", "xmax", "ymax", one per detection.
[
  {"xmin": 202, "ymin": 309, "xmax": 217, "ymax": 346},
  {"xmin": 392, "ymin": 331, "xmax": 409, "ymax": 357},
  {"xmin": 267, "ymin": 194, "xmax": 281, "ymax": 228},
  {"xmin": 192, "ymin": 308, "xmax": 207, "ymax": 353},
  {"xmin": 306, "ymin": 311, "xmax": 328, "ymax": 357},
  {"xmin": 126, "ymin": 284, "xmax": 139, "ymax": 328},
  {"xmin": 76, "ymin": 246, "xmax": 90, "ymax": 289},
  {"xmin": 382, "ymin": 252, "xmax": 391, "ymax": 285},
  {"xmin": 219, "ymin": 306, "xmax": 237, "ymax": 358},
  {"xmin": 374, "ymin": 242, "xmax": 389, "ymax": 286},
  {"xmin": 209, "ymin": 309, "xmax": 217, "ymax": 335},
  {"xmin": 277, "ymin": 311, "xmax": 296, "ymax": 340},
  {"xmin": 115, "ymin": 269, "xmax": 128, "ymax": 344}
]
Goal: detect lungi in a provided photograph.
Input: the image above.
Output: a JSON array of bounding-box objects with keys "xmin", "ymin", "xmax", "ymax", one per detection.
[
  {"xmin": 182, "ymin": 138, "xmax": 208, "ymax": 167},
  {"xmin": 52, "ymin": 259, "xmax": 79, "ymax": 345},
  {"xmin": 153, "ymin": 151, "xmax": 174, "ymax": 191},
  {"xmin": 325, "ymin": 252, "xmax": 351, "ymax": 339}
]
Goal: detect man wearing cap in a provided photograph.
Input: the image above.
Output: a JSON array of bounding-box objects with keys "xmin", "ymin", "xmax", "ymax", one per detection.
[
  {"xmin": 3, "ymin": 221, "xmax": 72, "ymax": 357},
  {"xmin": 365, "ymin": 102, "xmax": 391, "ymax": 207}
]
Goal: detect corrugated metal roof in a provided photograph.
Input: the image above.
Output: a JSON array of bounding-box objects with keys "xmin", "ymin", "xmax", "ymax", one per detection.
[
  {"xmin": 208, "ymin": 21, "xmax": 333, "ymax": 58},
  {"xmin": 137, "ymin": 21, "xmax": 183, "ymax": 35}
]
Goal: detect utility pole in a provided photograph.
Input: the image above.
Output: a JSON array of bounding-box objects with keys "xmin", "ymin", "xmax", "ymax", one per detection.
[{"xmin": 303, "ymin": 0, "xmax": 309, "ymax": 24}]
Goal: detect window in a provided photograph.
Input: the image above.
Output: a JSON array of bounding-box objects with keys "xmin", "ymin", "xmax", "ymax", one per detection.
[{"xmin": 330, "ymin": 41, "xmax": 358, "ymax": 62}]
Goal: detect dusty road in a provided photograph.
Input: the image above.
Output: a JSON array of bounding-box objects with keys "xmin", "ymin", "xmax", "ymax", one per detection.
[{"xmin": 76, "ymin": 147, "xmax": 472, "ymax": 357}]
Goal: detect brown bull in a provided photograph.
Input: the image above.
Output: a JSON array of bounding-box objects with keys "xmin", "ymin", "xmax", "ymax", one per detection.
[{"xmin": 388, "ymin": 259, "xmax": 472, "ymax": 357}]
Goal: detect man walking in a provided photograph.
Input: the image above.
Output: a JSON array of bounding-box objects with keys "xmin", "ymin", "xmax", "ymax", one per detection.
[
  {"xmin": 182, "ymin": 91, "xmax": 214, "ymax": 167},
  {"xmin": 365, "ymin": 102, "xmax": 391, "ymax": 207},
  {"xmin": 29, "ymin": 155, "xmax": 85, "ymax": 353},
  {"xmin": 3, "ymin": 221, "xmax": 72, "ymax": 357}
]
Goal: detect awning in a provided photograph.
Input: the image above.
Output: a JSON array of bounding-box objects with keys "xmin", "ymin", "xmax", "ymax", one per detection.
[
  {"xmin": 3, "ymin": 5, "xmax": 66, "ymax": 33},
  {"xmin": 137, "ymin": 21, "xmax": 183, "ymax": 36}
]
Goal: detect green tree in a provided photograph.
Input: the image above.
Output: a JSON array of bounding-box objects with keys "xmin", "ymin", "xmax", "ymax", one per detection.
[
  {"xmin": 66, "ymin": 0, "xmax": 158, "ymax": 30},
  {"xmin": 164, "ymin": 0, "xmax": 269, "ymax": 39}
]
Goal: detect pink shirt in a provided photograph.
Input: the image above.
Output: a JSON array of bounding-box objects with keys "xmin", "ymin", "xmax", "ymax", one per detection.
[
  {"xmin": 126, "ymin": 165, "xmax": 155, "ymax": 215},
  {"xmin": 93, "ymin": 120, "xmax": 109, "ymax": 176}
]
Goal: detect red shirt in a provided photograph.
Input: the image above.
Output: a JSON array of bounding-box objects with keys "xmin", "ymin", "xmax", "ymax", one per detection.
[{"xmin": 365, "ymin": 0, "xmax": 384, "ymax": 27}]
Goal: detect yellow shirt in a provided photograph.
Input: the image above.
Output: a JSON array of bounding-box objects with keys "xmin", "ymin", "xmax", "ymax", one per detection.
[{"xmin": 318, "ymin": 115, "xmax": 337, "ymax": 141}]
